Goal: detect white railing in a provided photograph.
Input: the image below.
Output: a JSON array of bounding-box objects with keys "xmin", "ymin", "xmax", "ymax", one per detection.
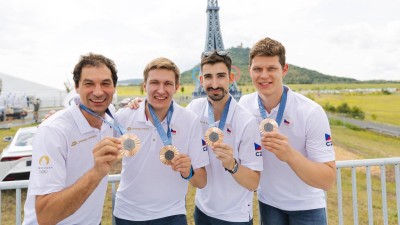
[
  {"xmin": 334, "ymin": 157, "xmax": 400, "ymax": 225},
  {"xmin": 1, "ymin": 158, "xmax": 400, "ymax": 225}
]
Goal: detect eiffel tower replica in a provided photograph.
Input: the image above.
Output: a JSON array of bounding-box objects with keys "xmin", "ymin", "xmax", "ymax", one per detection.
[{"xmin": 192, "ymin": 0, "xmax": 242, "ymax": 100}]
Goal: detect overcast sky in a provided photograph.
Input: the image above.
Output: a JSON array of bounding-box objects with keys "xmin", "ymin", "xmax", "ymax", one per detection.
[{"xmin": 1, "ymin": 0, "xmax": 399, "ymax": 90}]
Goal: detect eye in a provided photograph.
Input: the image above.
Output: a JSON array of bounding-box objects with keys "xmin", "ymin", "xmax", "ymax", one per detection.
[
  {"xmin": 102, "ymin": 81, "xmax": 112, "ymax": 87},
  {"xmin": 83, "ymin": 82, "xmax": 94, "ymax": 87}
]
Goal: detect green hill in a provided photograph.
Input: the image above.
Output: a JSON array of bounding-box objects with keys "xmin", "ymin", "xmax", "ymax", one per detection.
[{"xmin": 180, "ymin": 47, "xmax": 359, "ymax": 85}]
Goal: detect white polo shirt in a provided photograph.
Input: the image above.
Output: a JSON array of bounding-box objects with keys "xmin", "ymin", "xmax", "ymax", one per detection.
[
  {"xmin": 187, "ymin": 97, "xmax": 263, "ymax": 222},
  {"xmin": 23, "ymin": 103, "xmax": 115, "ymax": 225},
  {"xmin": 239, "ymin": 88, "xmax": 335, "ymax": 211},
  {"xmin": 113, "ymin": 101, "xmax": 209, "ymax": 221}
]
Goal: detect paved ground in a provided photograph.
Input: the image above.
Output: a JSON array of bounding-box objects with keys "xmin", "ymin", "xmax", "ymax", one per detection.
[{"xmin": 328, "ymin": 113, "xmax": 400, "ymax": 137}]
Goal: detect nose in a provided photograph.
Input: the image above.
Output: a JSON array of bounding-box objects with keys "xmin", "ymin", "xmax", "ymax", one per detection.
[
  {"xmin": 93, "ymin": 84, "xmax": 104, "ymax": 96},
  {"xmin": 157, "ymin": 84, "xmax": 166, "ymax": 94},
  {"xmin": 260, "ymin": 69, "xmax": 268, "ymax": 78},
  {"xmin": 211, "ymin": 77, "xmax": 219, "ymax": 88}
]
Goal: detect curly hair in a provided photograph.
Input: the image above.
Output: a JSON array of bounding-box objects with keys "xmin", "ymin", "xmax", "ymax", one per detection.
[{"xmin": 72, "ymin": 53, "xmax": 118, "ymax": 87}]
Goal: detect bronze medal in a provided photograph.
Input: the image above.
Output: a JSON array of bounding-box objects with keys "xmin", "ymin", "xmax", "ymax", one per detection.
[
  {"xmin": 204, "ymin": 127, "xmax": 224, "ymax": 147},
  {"xmin": 259, "ymin": 118, "xmax": 278, "ymax": 134},
  {"xmin": 120, "ymin": 133, "xmax": 141, "ymax": 157},
  {"xmin": 159, "ymin": 145, "xmax": 179, "ymax": 165}
]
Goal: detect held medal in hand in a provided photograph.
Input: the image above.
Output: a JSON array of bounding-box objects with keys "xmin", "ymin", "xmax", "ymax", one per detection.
[
  {"xmin": 160, "ymin": 145, "xmax": 179, "ymax": 165},
  {"xmin": 120, "ymin": 134, "xmax": 141, "ymax": 157},
  {"xmin": 204, "ymin": 127, "xmax": 224, "ymax": 147},
  {"xmin": 259, "ymin": 118, "xmax": 278, "ymax": 134}
]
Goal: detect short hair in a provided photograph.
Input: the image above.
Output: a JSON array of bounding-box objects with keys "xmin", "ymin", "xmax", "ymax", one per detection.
[
  {"xmin": 249, "ymin": 37, "xmax": 286, "ymax": 68},
  {"xmin": 200, "ymin": 51, "xmax": 232, "ymax": 74},
  {"xmin": 143, "ymin": 57, "xmax": 180, "ymax": 84},
  {"xmin": 72, "ymin": 53, "xmax": 118, "ymax": 87}
]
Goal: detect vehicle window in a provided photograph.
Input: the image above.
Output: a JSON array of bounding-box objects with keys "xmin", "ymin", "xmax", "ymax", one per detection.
[{"xmin": 15, "ymin": 132, "xmax": 35, "ymax": 146}]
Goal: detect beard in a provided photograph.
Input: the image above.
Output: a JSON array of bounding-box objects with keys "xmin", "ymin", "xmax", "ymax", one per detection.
[{"xmin": 206, "ymin": 87, "xmax": 228, "ymax": 101}]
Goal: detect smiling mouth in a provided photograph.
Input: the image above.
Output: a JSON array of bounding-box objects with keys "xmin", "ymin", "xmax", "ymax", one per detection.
[
  {"xmin": 154, "ymin": 96, "xmax": 167, "ymax": 100},
  {"xmin": 259, "ymin": 82, "xmax": 272, "ymax": 86},
  {"xmin": 90, "ymin": 98, "xmax": 106, "ymax": 103}
]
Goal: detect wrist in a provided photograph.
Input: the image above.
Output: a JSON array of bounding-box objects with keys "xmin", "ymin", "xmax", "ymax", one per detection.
[
  {"xmin": 225, "ymin": 158, "xmax": 239, "ymax": 174},
  {"xmin": 181, "ymin": 165, "xmax": 195, "ymax": 180}
]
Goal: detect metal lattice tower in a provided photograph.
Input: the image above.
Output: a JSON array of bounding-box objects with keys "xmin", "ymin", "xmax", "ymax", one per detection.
[
  {"xmin": 204, "ymin": 0, "xmax": 225, "ymax": 52},
  {"xmin": 192, "ymin": 0, "xmax": 242, "ymax": 100}
]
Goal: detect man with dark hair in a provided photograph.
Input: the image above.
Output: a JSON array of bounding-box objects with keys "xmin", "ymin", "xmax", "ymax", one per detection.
[
  {"xmin": 239, "ymin": 37, "xmax": 336, "ymax": 225},
  {"xmin": 23, "ymin": 53, "xmax": 121, "ymax": 225},
  {"xmin": 188, "ymin": 51, "xmax": 263, "ymax": 224}
]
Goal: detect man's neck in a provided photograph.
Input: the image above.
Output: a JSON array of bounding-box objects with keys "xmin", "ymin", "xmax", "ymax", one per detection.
[
  {"xmin": 81, "ymin": 109, "xmax": 104, "ymax": 129},
  {"xmin": 145, "ymin": 101, "xmax": 170, "ymax": 124},
  {"xmin": 258, "ymin": 87, "xmax": 284, "ymax": 114},
  {"xmin": 209, "ymin": 95, "xmax": 230, "ymax": 121}
]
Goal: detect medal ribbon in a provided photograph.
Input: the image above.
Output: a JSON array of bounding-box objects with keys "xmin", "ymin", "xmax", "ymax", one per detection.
[
  {"xmin": 208, "ymin": 96, "xmax": 232, "ymax": 130},
  {"xmin": 257, "ymin": 86, "xmax": 288, "ymax": 126},
  {"xmin": 79, "ymin": 103, "xmax": 125, "ymax": 135},
  {"xmin": 148, "ymin": 101, "xmax": 174, "ymax": 146}
]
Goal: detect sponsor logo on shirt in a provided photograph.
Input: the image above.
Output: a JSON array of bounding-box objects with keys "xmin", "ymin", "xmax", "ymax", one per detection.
[
  {"xmin": 202, "ymin": 139, "xmax": 208, "ymax": 151},
  {"xmin": 325, "ymin": 133, "xmax": 333, "ymax": 146},
  {"xmin": 38, "ymin": 155, "xmax": 53, "ymax": 173},
  {"xmin": 128, "ymin": 127, "xmax": 150, "ymax": 131},
  {"xmin": 254, "ymin": 143, "xmax": 262, "ymax": 156},
  {"xmin": 71, "ymin": 135, "xmax": 97, "ymax": 147}
]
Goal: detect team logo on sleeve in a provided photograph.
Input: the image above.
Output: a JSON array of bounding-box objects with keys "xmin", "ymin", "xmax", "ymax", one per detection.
[
  {"xmin": 254, "ymin": 143, "xmax": 262, "ymax": 156},
  {"xmin": 38, "ymin": 155, "xmax": 53, "ymax": 173},
  {"xmin": 202, "ymin": 139, "xmax": 208, "ymax": 151},
  {"xmin": 325, "ymin": 133, "xmax": 333, "ymax": 146}
]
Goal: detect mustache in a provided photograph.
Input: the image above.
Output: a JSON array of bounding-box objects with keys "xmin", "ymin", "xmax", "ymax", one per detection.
[{"xmin": 206, "ymin": 87, "xmax": 224, "ymax": 92}]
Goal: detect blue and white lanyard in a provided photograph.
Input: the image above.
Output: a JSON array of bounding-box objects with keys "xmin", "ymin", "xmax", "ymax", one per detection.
[
  {"xmin": 148, "ymin": 101, "xmax": 174, "ymax": 146},
  {"xmin": 207, "ymin": 96, "xmax": 232, "ymax": 130},
  {"xmin": 79, "ymin": 103, "xmax": 125, "ymax": 135},
  {"xmin": 257, "ymin": 86, "xmax": 288, "ymax": 126}
]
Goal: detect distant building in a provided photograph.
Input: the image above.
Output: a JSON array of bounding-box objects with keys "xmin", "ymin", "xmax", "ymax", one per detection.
[{"xmin": 0, "ymin": 72, "xmax": 67, "ymax": 108}]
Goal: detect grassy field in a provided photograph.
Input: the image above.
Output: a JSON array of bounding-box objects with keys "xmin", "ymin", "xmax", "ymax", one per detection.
[
  {"xmin": 118, "ymin": 83, "xmax": 400, "ymax": 126},
  {"xmin": 1, "ymin": 82, "xmax": 399, "ymax": 224}
]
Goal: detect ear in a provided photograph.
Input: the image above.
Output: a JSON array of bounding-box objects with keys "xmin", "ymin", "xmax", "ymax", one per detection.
[
  {"xmin": 282, "ymin": 64, "xmax": 289, "ymax": 78},
  {"xmin": 199, "ymin": 75, "xmax": 204, "ymax": 87},
  {"xmin": 143, "ymin": 82, "xmax": 147, "ymax": 92},
  {"xmin": 229, "ymin": 73, "xmax": 235, "ymax": 84},
  {"xmin": 174, "ymin": 83, "xmax": 180, "ymax": 93}
]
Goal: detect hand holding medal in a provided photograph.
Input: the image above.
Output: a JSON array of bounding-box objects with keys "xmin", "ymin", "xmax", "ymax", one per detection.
[{"xmin": 79, "ymin": 103, "xmax": 140, "ymax": 158}]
